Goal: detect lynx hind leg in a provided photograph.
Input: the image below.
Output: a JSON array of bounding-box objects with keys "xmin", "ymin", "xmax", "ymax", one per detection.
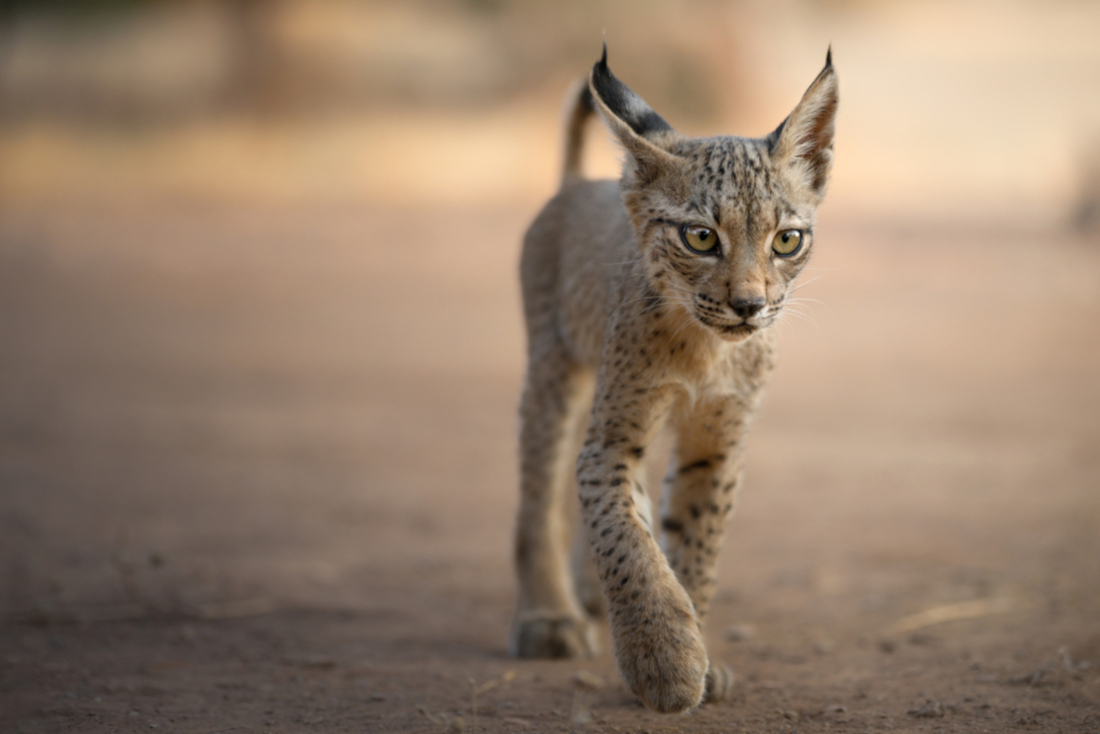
[
  {"xmin": 511, "ymin": 349, "xmax": 596, "ymax": 659},
  {"xmin": 571, "ymin": 514, "xmax": 605, "ymax": 618},
  {"xmin": 704, "ymin": 661, "xmax": 736, "ymax": 704},
  {"xmin": 660, "ymin": 394, "xmax": 754, "ymax": 702}
]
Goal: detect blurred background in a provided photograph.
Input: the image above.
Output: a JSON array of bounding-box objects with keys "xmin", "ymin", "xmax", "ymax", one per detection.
[
  {"xmin": 2, "ymin": 0, "xmax": 1100, "ymax": 214},
  {"xmin": 1, "ymin": 1, "xmax": 1099, "ymax": 732}
]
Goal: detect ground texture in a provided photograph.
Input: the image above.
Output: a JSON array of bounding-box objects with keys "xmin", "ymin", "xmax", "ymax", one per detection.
[{"xmin": 1, "ymin": 202, "xmax": 1098, "ymax": 733}]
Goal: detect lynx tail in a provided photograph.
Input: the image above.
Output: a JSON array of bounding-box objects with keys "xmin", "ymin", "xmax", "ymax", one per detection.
[{"xmin": 561, "ymin": 79, "xmax": 595, "ymax": 187}]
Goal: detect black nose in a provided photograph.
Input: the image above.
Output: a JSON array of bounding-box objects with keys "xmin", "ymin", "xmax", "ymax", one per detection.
[{"xmin": 730, "ymin": 298, "xmax": 765, "ymax": 320}]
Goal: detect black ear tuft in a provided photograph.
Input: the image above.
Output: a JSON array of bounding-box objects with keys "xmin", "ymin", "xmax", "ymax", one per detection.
[
  {"xmin": 825, "ymin": 45, "xmax": 832, "ymax": 68},
  {"xmin": 590, "ymin": 46, "xmax": 672, "ymax": 138},
  {"xmin": 767, "ymin": 48, "xmax": 838, "ymax": 198}
]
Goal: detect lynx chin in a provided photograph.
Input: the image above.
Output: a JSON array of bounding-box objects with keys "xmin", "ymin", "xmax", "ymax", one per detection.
[{"xmin": 511, "ymin": 44, "xmax": 838, "ymax": 713}]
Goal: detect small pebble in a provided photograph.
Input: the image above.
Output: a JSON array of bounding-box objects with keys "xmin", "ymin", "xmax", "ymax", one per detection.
[
  {"xmin": 908, "ymin": 699, "xmax": 945, "ymax": 718},
  {"xmin": 724, "ymin": 624, "xmax": 755, "ymax": 642},
  {"xmin": 572, "ymin": 671, "xmax": 606, "ymax": 690}
]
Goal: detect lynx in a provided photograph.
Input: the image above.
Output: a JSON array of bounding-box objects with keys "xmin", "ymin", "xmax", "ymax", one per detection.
[{"xmin": 511, "ymin": 45, "xmax": 838, "ymax": 713}]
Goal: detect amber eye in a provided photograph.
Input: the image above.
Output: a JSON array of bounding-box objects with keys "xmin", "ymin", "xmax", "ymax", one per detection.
[
  {"xmin": 772, "ymin": 229, "xmax": 803, "ymax": 257},
  {"xmin": 681, "ymin": 225, "xmax": 719, "ymax": 254}
]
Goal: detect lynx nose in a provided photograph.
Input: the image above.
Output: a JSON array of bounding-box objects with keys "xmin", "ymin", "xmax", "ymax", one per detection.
[{"xmin": 730, "ymin": 298, "xmax": 765, "ymax": 320}]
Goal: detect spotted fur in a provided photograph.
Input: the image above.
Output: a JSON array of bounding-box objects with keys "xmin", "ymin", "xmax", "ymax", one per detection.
[{"xmin": 511, "ymin": 45, "xmax": 838, "ymax": 714}]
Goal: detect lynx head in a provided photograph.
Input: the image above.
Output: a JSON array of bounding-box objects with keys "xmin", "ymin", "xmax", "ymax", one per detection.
[{"xmin": 588, "ymin": 46, "xmax": 838, "ymax": 342}]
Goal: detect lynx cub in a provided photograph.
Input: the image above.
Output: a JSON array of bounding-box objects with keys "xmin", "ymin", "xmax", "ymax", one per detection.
[{"xmin": 511, "ymin": 46, "xmax": 837, "ymax": 713}]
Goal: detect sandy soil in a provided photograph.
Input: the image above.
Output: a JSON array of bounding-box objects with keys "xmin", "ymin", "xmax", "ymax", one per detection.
[{"xmin": 1, "ymin": 200, "xmax": 1098, "ymax": 733}]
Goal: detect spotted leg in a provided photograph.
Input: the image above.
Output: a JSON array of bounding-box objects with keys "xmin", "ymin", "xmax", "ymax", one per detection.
[
  {"xmin": 511, "ymin": 345, "xmax": 597, "ymax": 659},
  {"xmin": 659, "ymin": 392, "xmax": 758, "ymax": 702},
  {"xmin": 576, "ymin": 371, "xmax": 709, "ymax": 714}
]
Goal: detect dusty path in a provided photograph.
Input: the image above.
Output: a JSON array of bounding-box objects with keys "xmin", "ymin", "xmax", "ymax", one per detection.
[{"xmin": 1, "ymin": 201, "xmax": 1098, "ymax": 733}]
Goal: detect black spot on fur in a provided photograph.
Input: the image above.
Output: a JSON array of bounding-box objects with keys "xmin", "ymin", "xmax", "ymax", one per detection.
[{"xmin": 678, "ymin": 458, "xmax": 711, "ymax": 475}]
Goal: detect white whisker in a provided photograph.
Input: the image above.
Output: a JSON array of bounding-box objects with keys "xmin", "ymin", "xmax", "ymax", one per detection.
[
  {"xmin": 591, "ymin": 256, "xmax": 645, "ymax": 267},
  {"xmin": 790, "ymin": 276, "xmax": 821, "ymax": 293},
  {"xmin": 779, "ymin": 304, "xmax": 820, "ymax": 333},
  {"xmin": 785, "ymin": 294, "xmax": 832, "ymax": 325}
]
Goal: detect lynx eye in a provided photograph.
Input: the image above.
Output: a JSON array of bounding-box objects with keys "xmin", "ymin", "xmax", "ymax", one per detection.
[
  {"xmin": 772, "ymin": 229, "xmax": 803, "ymax": 257},
  {"xmin": 680, "ymin": 225, "xmax": 719, "ymax": 254}
]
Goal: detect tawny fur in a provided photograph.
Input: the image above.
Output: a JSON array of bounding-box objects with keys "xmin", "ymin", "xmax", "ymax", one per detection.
[{"xmin": 511, "ymin": 46, "xmax": 838, "ymax": 714}]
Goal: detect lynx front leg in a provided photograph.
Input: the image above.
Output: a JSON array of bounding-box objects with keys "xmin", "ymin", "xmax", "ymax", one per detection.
[
  {"xmin": 659, "ymin": 393, "xmax": 757, "ymax": 702},
  {"xmin": 511, "ymin": 349, "xmax": 596, "ymax": 659},
  {"xmin": 577, "ymin": 381, "xmax": 709, "ymax": 714}
]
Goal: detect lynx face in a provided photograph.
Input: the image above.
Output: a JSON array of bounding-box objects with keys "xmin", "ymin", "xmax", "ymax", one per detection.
[
  {"xmin": 589, "ymin": 49, "xmax": 837, "ymax": 343},
  {"xmin": 629, "ymin": 139, "xmax": 814, "ymax": 342}
]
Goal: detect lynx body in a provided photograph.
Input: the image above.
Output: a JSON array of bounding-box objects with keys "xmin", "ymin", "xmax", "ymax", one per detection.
[{"xmin": 511, "ymin": 47, "xmax": 838, "ymax": 713}]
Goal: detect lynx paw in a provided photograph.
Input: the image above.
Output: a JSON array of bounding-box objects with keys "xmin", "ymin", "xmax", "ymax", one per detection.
[
  {"xmin": 703, "ymin": 661, "xmax": 735, "ymax": 703},
  {"xmin": 613, "ymin": 588, "xmax": 708, "ymax": 712},
  {"xmin": 511, "ymin": 611, "xmax": 596, "ymax": 659},
  {"xmin": 618, "ymin": 637, "xmax": 708, "ymax": 713}
]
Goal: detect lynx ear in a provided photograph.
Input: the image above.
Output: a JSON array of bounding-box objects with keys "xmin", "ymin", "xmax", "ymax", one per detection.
[
  {"xmin": 588, "ymin": 43, "xmax": 680, "ymax": 183},
  {"xmin": 768, "ymin": 49, "xmax": 838, "ymax": 200}
]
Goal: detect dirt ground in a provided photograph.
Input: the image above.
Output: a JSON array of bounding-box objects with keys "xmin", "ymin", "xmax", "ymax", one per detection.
[{"xmin": 1, "ymin": 199, "xmax": 1099, "ymax": 734}]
